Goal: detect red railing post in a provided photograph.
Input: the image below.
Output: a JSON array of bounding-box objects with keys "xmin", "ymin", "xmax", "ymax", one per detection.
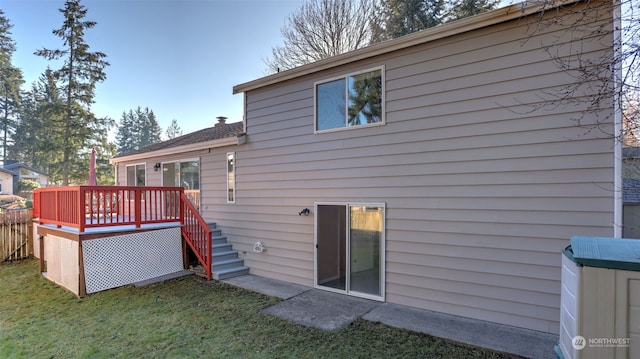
[
  {"xmin": 179, "ymin": 189, "xmax": 185, "ymax": 226},
  {"xmin": 55, "ymin": 189, "xmax": 61, "ymax": 228},
  {"xmin": 79, "ymin": 187, "xmax": 86, "ymax": 232},
  {"xmin": 33, "ymin": 190, "xmax": 40, "ymax": 218},
  {"xmin": 134, "ymin": 188, "xmax": 142, "ymax": 228}
]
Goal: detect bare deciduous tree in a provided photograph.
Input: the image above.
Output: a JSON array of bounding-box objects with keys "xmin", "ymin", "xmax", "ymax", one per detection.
[
  {"xmin": 524, "ymin": 0, "xmax": 637, "ymax": 142},
  {"xmin": 265, "ymin": 0, "xmax": 380, "ymax": 73}
]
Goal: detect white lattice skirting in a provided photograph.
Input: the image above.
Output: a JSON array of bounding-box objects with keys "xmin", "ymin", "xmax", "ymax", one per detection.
[{"xmin": 82, "ymin": 227, "xmax": 183, "ymax": 294}]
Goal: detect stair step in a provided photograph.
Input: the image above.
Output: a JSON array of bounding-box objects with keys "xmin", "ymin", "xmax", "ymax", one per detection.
[
  {"xmin": 212, "ymin": 235, "xmax": 227, "ymax": 245},
  {"xmin": 212, "ymin": 250, "xmax": 238, "ymax": 262},
  {"xmin": 212, "ymin": 243, "xmax": 232, "ymax": 253},
  {"xmin": 212, "ymin": 266, "xmax": 250, "ymax": 280},
  {"xmin": 212, "ymin": 257, "xmax": 245, "ymax": 271},
  {"xmin": 206, "ymin": 222, "xmax": 217, "ymax": 230},
  {"xmin": 211, "ymin": 228, "xmax": 222, "ymax": 237}
]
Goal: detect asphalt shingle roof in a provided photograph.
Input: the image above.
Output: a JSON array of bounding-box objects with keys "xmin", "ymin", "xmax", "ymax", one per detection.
[
  {"xmin": 115, "ymin": 121, "xmax": 244, "ymax": 158},
  {"xmin": 623, "ymin": 178, "xmax": 640, "ymax": 204},
  {"xmin": 0, "ymin": 168, "xmax": 16, "ymax": 176},
  {"xmin": 623, "ymin": 147, "xmax": 640, "ymax": 159},
  {"xmin": 2, "ymin": 162, "xmax": 47, "ymax": 176}
]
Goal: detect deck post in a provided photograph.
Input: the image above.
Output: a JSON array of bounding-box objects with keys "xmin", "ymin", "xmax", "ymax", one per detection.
[
  {"xmin": 55, "ymin": 190, "xmax": 61, "ymax": 228},
  {"xmin": 134, "ymin": 189, "xmax": 142, "ymax": 228},
  {"xmin": 79, "ymin": 187, "xmax": 86, "ymax": 233}
]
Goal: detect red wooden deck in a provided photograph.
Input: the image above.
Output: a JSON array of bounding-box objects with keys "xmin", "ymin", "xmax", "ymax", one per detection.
[{"xmin": 34, "ymin": 186, "xmax": 213, "ymax": 279}]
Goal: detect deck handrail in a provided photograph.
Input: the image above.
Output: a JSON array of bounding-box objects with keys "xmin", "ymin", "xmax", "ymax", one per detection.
[
  {"xmin": 180, "ymin": 192, "xmax": 212, "ymax": 280},
  {"xmin": 34, "ymin": 185, "xmax": 212, "ymax": 280},
  {"xmin": 34, "ymin": 186, "xmax": 184, "ymax": 231}
]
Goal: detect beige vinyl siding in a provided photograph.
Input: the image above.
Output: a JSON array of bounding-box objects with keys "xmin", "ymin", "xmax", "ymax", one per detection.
[
  {"xmin": 116, "ymin": 149, "xmax": 208, "ymax": 187},
  {"xmin": 223, "ymin": 2, "xmax": 613, "ymax": 334},
  {"xmin": 630, "ymin": 279, "xmax": 640, "ymax": 359}
]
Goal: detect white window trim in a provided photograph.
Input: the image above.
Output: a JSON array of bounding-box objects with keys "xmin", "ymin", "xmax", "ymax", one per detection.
[
  {"xmin": 125, "ymin": 163, "xmax": 147, "ymax": 186},
  {"xmin": 227, "ymin": 152, "xmax": 236, "ymax": 204},
  {"xmin": 314, "ymin": 65, "xmax": 385, "ymax": 134},
  {"xmin": 313, "ymin": 201, "xmax": 386, "ymax": 302}
]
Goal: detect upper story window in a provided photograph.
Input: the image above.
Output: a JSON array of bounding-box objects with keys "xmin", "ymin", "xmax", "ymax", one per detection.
[
  {"xmin": 227, "ymin": 152, "xmax": 235, "ymax": 203},
  {"xmin": 126, "ymin": 164, "xmax": 146, "ymax": 186},
  {"xmin": 315, "ymin": 66, "xmax": 384, "ymax": 133}
]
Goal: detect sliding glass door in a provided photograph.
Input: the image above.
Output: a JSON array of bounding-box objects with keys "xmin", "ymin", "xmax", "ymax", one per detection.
[
  {"xmin": 315, "ymin": 203, "xmax": 385, "ymax": 300},
  {"xmin": 162, "ymin": 159, "xmax": 200, "ymax": 210}
]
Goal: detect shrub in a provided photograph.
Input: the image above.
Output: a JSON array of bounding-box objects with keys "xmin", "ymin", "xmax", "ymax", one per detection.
[{"xmin": 17, "ymin": 179, "xmax": 40, "ymax": 192}]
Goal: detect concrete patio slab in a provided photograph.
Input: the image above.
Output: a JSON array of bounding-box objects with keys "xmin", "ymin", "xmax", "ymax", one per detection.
[
  {"xmin": 261, "ymin": 289, "xmax": 380, "ymax": 331},
  {"xmin": 222, "ymin": 274, "xmax": 310, "ymax": 299},
  {"xmin": 220, "ymin": 274, "xmax": 557, "ymax": 358},
  {"xmin": 363, "ymin": 303, "xmax": 557, "ymax": 359}
]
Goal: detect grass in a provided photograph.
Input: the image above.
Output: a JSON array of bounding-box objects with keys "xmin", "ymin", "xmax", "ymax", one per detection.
[{"xmin": 1, "ymin": 260, "xmax": 521, "ymax": 358}]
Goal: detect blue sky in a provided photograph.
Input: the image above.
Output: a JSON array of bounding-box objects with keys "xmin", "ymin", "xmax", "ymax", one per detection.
[{"xmin": 2, "ymin": 0, "xmax": 303, "ymax": 137}]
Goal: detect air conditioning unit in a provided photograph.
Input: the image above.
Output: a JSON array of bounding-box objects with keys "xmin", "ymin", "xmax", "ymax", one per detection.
[{"xmin": 557, "ymin": 236, "xmax": 640, "ymax": 359}]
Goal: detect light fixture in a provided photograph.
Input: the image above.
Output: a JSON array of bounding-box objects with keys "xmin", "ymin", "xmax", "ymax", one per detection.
[
  {"xmin": 154, "ymin": 162, "xmax": 161, "ymax": 172},
  {"xmin": 298, "ymin": 208, "xmax": 310, "ymax": 216}
]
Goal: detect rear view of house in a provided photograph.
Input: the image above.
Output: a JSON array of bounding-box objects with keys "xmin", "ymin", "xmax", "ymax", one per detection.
[{"xmin": 113, "ymin": 0, "xmax": 618, "ymax": 336}]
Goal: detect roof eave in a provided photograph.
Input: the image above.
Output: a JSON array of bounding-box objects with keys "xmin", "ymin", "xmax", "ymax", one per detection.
[
  {"xmin": 110, "ymin": 136, "xmax": 240, "ymax": 164},
  {"xmin": 232, "ymin": 0, "xmax": 580, "ymax": 94}
]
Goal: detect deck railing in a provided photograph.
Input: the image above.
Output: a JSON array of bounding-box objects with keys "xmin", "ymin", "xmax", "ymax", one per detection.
[
  {"xmin": 181, "ymin": 192, "xmax": 212, "ymax": 280},
  {"xmin": 34, "ymin": 185, "xmax": 213, "ymax": 279},
  {"xmin": 35, "ymin": 186, "xmax": 184, "ymax": 232}
]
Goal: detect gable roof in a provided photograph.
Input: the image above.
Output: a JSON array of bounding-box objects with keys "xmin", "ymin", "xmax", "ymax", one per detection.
[
  {"xmin": 112, "ymin": 121, "xmax": 244, "ymax": 163},
  {"xmin": 232, "ymin": 0, "xmax": 580, "ymax": 94},
  {"xmin": 3, "ymin": 162, "xmax": 48, "ymax": 176},
  {"xmin": 0, "ymin": 168, "xmax": 16, "ymax": 176}
]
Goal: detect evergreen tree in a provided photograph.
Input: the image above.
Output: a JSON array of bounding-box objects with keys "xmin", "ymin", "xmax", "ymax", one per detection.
[
  {"xmin": 0, "ymin": 10, "xmax": 24, "ymax": 164},
  {"xmin": 446, "ymin": 0, "xmax": 499, "ymax": 22},
  {"xmin": 115, "ymin": 110, "xmax": 135, "ymax": 155},
  {"xmin": 10, "ymin": 70, "xmax": 67, "ymax": 183},
  {"xmin": 138, "ymin": 107, "xmax": 162, "ymax": 148},
  {"xmin": 34, "ymin": 0, "xmax": 109, "ymax": 185},
  {"xmin": 115, "ymin": 106, "xmax": 162, "ymax": 155},
  {"xmin": 165, "ymin": 119, "xmax": 182, "ymax": 139},
  {"xmin": 379, "ymin": 0, "xmax": 445, "ymax": 39}
]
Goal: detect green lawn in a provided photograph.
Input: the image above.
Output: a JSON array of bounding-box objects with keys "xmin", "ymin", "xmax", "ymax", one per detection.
[{"xmin": 1, "ymin": 260, "xmax": 520, "ymax": 358}]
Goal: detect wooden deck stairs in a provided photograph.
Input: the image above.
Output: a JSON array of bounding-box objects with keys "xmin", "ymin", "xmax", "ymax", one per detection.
[{"xmin": 208, "ymin": 222, "xmax": 249, "ymax": 280}]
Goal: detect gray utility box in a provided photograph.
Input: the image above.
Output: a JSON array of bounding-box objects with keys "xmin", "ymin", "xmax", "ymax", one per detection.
[{"xmin": 557, "ymin": 236, "xmax": 640, "ymax": 359}]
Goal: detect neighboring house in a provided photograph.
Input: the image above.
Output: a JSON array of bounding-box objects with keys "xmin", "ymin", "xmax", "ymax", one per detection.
[
  {"xmin": 0, "ymin": 168, "xmax": 15, "ymax": 195},
  {"xmin": 622, "ymin": 147, "xmax": 640, "ymax": 237},
  {"xmin": 112, "ymin": 0, "xmax": 617, "ymax": 335},
  {"xmin": 2, "ymin": 161, "xmax": 49, "ymax": 194},
  {"xmin": 623, "ymin": 147, "xmax": 640, "ymax": 178}
]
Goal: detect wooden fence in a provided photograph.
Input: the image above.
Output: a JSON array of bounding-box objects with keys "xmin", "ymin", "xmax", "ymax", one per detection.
[{"xmin": 0, "ymin": 209, "xmax": 33, "ymax": 262}]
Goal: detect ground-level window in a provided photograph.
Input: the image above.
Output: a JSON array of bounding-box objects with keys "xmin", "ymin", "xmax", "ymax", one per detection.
[
  {"xmin": 315, "ymin": 202, "xmax": 385, "ymax": 301},
  {"xmin": 126, "ymin": 164, "xmax": 146, "ymax": 186},
  {"xmin": 162, "ymin": 159, "xmax": 200, "ymax": 209},
  {"xmin": 227, "ymin": 152, "xmax": 235, "ymax": 203},
  {"xmin": 315, "ymin": 66, "xmax": 384, "ymax": 133}
]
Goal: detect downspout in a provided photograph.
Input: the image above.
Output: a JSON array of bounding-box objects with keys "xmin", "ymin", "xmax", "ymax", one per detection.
[
  {"xmin": 613, "ymin": 0, "xmax": 623, "ymax": 238},
  {"xmin": 113, "ymin": 162, "xmax": 118, "ymax": 185},
  {"xmin": 243, "ymin": 92, "xmax": 248, "ymax": 134}
]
